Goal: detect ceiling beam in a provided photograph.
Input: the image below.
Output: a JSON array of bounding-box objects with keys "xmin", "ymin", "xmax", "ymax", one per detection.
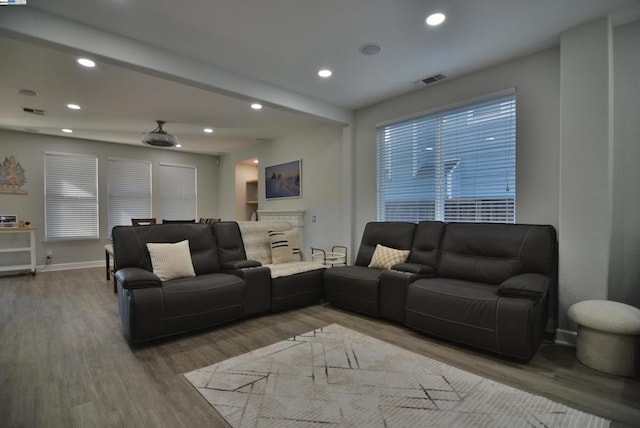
[{"xmin": 0, "ymin": 7, "xmax": 352, "ymax": 125}]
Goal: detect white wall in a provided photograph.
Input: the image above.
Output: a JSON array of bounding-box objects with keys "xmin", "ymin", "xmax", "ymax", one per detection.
[
  {"xmin": 218, "ymin": 124, "xmax": 347, "ymax": 255},
  {"xmin": 610, "ymin": 21, "xmax": 640, "ymax": 307},
  {"xmin": 0, "ymin": 130, "xmax": 219, "ymax": 267},
  {"xmin": 353, "ymin": 47, "xmax": 561, "ymax": 241},
  {"xmin": 350, "ymin": 19, "xmax": 640, "ymax": 333},
  {"xmin": 559, "ymin": 18, "xmax": 613, "ymax": 327}
]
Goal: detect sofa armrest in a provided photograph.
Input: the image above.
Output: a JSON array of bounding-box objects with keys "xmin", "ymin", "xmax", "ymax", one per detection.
[
  {"xmin": 498, "ymin": 273, "xmax": 550, "ymax": 301},
  {"xmin": 391, "ymin": 262, "xmax": 435, "ymax": 275},
  {"xmin": 222, "ymin": 259, "xmax": 262, "ymax": 270},
  {"xmin": 115, "ymin": 267, "xmax": 162, "ymax": 289},
  {"xmin": 228, "ymin": 266, "xmax": 272, "ymax": 315},
  {"xmin": 380, "ymin": 269, "xmax": 435, "ymax": 323}
]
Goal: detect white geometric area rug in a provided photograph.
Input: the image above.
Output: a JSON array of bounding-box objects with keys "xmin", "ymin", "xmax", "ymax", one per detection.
[{"xmin": 184, "ymin": 324, "xmax": 609, "ymax": 427}]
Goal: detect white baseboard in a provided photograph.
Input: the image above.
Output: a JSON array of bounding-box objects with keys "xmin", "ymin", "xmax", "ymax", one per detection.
[
  {"xmin": 555, "ymin": 329, "xmax": 577, "ymax": 347},
  {"xmin": 37, "ymin": 260, "xmax": 103, "ymax": 272}
]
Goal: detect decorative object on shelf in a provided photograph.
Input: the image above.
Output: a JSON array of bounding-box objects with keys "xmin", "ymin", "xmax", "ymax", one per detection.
[
  {"xmin": 141, "ymin": 120, "xmax": 178, "ymax": 147},
  {"xmin": 0, "ymin": 215, "xmax": 17, "ymax": 228},
  {"xmin": 311, "ymin": 245, "xmax": 348, "ymax": 266},
  {"xmin": 0, "ymin": 155, "xmax": 28, "ymax": 195},
  {"xmin": 265, "ymin": 159, "xmax": 301, "ymax": 199}
]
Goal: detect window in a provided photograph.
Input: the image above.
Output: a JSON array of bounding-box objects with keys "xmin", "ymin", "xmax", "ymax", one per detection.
[
  {"xmin": 376, "ymin": 92, "xmax": 516, "ymax": 223},
  {"xmin": 44, "ymin": 152, "xmax": 99, "ymax": 239},
  {"xmin": 158, "ymin": 163, "xmax": 197, "ymax": 221},
  {"xmin": 107, "ymin": 158, "xmax": 152, "ymax": 235}
]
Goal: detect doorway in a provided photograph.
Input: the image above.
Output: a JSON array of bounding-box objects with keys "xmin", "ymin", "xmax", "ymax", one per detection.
[{"xmin": 235, "ymin": 158, "xmax": 259, "ymax": 220}]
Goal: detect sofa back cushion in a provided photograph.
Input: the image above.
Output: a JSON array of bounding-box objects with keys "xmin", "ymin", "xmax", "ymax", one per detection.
[
  {"xmin": 113, "ymin": 223, "xmax": 220, "ymax": 275},
  {"xmin": 407, "ymin": 221, "xmax": 445, "ymax": 267},
  {"xmin": 355, "ymin": 222, "xmax": 416, "ymax": 267},
  {"xmin": 213, "ymin": 221, "xmax": 247, "ymax": 264},
  {"xmin": 237, "ymin": 220, "xmax": 296, "ymax": 265},
  {"xmin": 437, "ymin": 223, "xmax": 557, "ymax": 284}
]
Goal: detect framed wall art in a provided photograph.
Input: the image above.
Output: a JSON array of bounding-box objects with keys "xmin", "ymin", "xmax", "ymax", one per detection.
[{"xmin": 265, "ymin": 159, "xmax": 301, "ymax": 199}]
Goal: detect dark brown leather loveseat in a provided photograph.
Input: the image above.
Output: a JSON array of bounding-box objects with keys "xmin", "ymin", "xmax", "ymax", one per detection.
[
  {"xmin": 324, "ymin": 221, "xmax": 557, "ymax": 360},
  {"xmin": 112, "ymin": 221, "xmax": 322, "ymax": 344},
  {"xmin": 113, "ymin": 223, "xmax": 271, "ymax": 343}
]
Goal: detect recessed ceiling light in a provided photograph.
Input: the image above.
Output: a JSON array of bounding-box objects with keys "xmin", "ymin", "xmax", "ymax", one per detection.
[
  {"xmin": 77, "ymin": 58, "xmax": 96, "ymax": 68},
  {"xmin": 251, "ymin": 103, "xmax": 263, "ymax": 110},
  {"xmin": 203, "ymin": 128, "xmax": 214, "ymax": 133},
  {"xmin": 253, "ymin": 159, "xmax": 259, "ymax": 164},
  {"xmin": 426, "ymin": 12, "xmax": 446, "ymax": 26},
  {"xmin": 176, "ymin": 144, "xmax": 182, "ymax": 148},
  {"xmin": 61, "ymin": 128, "xmax": 73, "ymax": 133},
  {"xmin": 18, "ymin": 89, "xmax": 38, "ymax": 97},
  {"xmin": 359, "ymin": 43, "xmax": 382, "ymax": 56},
  {"xmin": 318, "ymin": 69, "xmax": 333, "ymax": 78},
  {"xmin": 67, "ymin": 103, "xmax": 81, "ymax": 110}
]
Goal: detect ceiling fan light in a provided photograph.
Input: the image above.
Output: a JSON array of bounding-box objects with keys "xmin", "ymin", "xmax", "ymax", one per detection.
[{"xmin": 142, "ymin": 120, "xmax": 178, "ymax": 147}]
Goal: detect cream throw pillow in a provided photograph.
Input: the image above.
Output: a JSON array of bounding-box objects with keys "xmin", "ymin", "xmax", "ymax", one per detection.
[
  {"xmin": 268, "ymin": 229, "xmax": 301, "ymax": 264},
  {"xmin": 146, "ymin": 240, "xmax": 196, "ymax": 281},
  {"xmin": 368, "ymin": 244, "xmax": 410, "ymax": 270}
]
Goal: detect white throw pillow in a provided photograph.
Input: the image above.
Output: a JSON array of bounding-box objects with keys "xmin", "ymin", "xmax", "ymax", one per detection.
[
  {"xmin": 368, "ymin": 244, "xmax": 410, "ymax": 270},
  {"xmin": 268, "ymin": 229, "xmax": 301, "ymax": 264},
  {"xmin": 146, "ymin": 240, "xmax": 196, "ymax": 281}
]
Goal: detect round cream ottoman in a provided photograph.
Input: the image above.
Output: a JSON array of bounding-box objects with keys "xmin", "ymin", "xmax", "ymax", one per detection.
[{"xmin": 568, "ymin": 300, "xmax": 640, "ymax": 376}]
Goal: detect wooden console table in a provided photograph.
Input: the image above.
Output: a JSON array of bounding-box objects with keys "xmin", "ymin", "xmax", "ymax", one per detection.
[{"xmin": 0, "ymin": 227, "xmax": 36, "ymax": 275}]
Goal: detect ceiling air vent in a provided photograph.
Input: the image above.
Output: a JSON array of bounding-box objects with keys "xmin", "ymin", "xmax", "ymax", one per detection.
[
  {"xmin": 414, "ymin": 73, "xmax": 447, "ymax": 87},
  {"xmin": 22, "ymin": 107, "xmax": 46, "ymax": 116}
]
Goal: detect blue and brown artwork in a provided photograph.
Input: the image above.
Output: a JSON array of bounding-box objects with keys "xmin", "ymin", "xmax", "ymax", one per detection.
[{"xmin": 265, "ymin": 160, "xmax": 301, "ymax": 199}]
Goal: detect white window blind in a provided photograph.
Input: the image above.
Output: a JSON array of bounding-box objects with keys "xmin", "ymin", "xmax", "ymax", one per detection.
[
  {"xmin": 44, "ymin": 152, "xmax": 99, "ymax": 239},
  {"xmin": 107, "ymin": 158, "xmax": 152, "ymax": 236},
  {"xmin": 376, "ymin": 92, "xmax": 516, "ymax": 223},
  {"xmin": 158, "ymin": 163, "xmax": 197, "ymax": 221}
]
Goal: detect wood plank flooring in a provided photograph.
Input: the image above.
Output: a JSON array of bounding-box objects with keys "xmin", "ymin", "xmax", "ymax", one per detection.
[{"xmin": 0, "ymin": 267, "xmax": 639, "ymax": 427}]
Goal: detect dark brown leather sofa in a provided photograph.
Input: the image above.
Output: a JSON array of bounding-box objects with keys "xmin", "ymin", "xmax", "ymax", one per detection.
[
  {"xmin": 324, "ymin": 221, "xmax": 557, "ymax": 360},
  {"xmin": 113, "ymin": 223, "xmax": 271, "ymax": 343},
  {"xmin": 113, "ymin": 221, "xmax": 321, "ymax": 344},
  {"xmin": 324, "ymin": 222, "xmax": 417, "ymax": 317},
  {"xmin": 113, "ymin": 220, "xmax": 556, "ymax": 360}
]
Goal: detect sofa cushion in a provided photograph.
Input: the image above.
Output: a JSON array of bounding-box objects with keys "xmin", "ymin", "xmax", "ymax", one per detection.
[
  {"xmin": 113, "ymin": 223, "xmax": 220, "ymax": 275},
  {"xmin": 368, "ymin": 244, "xmax": 410, "ymax": 270},
  {"xmin": 406, "ymin": 276, "xmax": 547, "ymax": 360},
  {"xmin": 324, "ymin": 265, "xmax": 384, "ymax": 316},
  {"xmin": 268, "ymin": 229, "xmax": 301, "ymax": 263},
  {"xmin": 406, "ymin": 221, "xmax": 445, "ymax": 267},
  {"xmin": 437, "ymin": 223, "xmax": 556, "ymax": 285},
  {"xmin": 355, "ymin": 222, "xmax": 416, "ymax": 267},
  {"xmin": 238, "ymin": 221, "xmax": 295, "ymax": 264},
  {"xmin": 264, "ymin": 261, "xmax": 325, "ymax": 279},
  {"xmin": 407, "ymin": 278, "xmax": 499, "ymax": 331},
  {"xmin": 146, "ymin": 240, "xmax": 196, "ymax": 281},
  {"xmin": 161, "ymin": 273, "xmax": 245, "ymax": 319}
]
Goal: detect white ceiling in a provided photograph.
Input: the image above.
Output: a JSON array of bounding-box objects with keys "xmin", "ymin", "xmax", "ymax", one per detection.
[{"xmin": 0, "ymin": 0, "xmax": 638, "ymax": 156}]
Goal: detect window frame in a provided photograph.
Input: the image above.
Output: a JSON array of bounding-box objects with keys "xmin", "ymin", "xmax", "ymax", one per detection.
[
  {"xmin": 107, "ymin": 157, "xmax": 152, "ymax": 236},
  {"xmin": 44, "ymin": 151, "xmax": 99, "ymax": 241},
  {"xmin": 376, "ymin": 89, "xmax": 516, "ymax": 224},
  {"xmin": 158, "ymin": 162, "xmax": 197, "ymax": 222}
]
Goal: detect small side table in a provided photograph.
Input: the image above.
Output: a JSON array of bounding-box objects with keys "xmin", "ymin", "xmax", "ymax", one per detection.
[
  {"xmin": 105, "ymin": 244, "xmax": 117, "ymax": 293},
  {"xmin": 311, "ymin": 246, "xmax": 347, "ymax": 267}
]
